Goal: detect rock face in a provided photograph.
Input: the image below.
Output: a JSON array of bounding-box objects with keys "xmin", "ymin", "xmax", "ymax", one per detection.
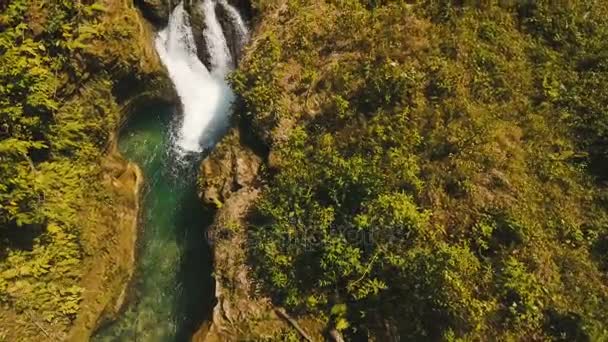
[
  {"xmin": 188, "ymin": 0, "xmax": 250, "ymax": 71},
  {"xmin": 188, "ymin": 2, "xmax": 212, "ymax": 70},
  {"xmin": 196, "ymin": 129, "xmax": 268, "ymax": 341},
  {"xmin": 194, "ymin": 129, "xmax": 325, "ymax": 341},
  {"xmin": 226, "ymin": 0, "xmax": 253, "ymax": 20},
  {"xmin": 215, "ymin": 2, "xmax": 249, "ymax": 66},
  {"xmin": 135, "ymin": 0, "xmax": 178, "ymax": 27},
  {"xmin": 199, "ymin": 130, "xmax": 261, "ymax": 207}
]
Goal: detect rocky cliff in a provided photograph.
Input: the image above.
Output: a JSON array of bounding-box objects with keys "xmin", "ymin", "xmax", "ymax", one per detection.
[
  {"xmin": 194, "ymin": 128, "xmax": 325, "ymax": 341},
  {"xmin": 68, "ymin": 1, "xmax": 176, "ymax": 340},
  {"xmin": 0, "ymin": 0, "xmax": 176, "ymax": 340}
]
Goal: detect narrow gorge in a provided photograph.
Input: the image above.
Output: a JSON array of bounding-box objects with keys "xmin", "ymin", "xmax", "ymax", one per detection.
[
  {"xmin": 94, "ymin": 1, "xmax": 250, "ymax": 340},
  {"xmin": 2, "ymin": 1, "xmax": 608, "ymax": 341}
]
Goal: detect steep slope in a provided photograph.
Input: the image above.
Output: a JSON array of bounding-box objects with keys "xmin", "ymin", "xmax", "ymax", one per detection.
[
  {"xmin": 201, "ymin": 0, "xmax": 608, "ymax": 340},
  {"xmin": 0, "ymin": 0, "xmax": 173, "ymax": 340}
]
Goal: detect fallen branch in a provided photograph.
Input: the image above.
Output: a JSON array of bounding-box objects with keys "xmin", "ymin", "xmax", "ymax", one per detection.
[
  {"xmin": 275, "ymin": 307, "xmax": 313, "ymax": 342},
  {"xmin": 25, "ymin": 310, "xmax": 52, "ymax": 340}
]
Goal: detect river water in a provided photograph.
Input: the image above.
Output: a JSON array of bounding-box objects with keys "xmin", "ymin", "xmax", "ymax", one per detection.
[
  {"xmin": 94, "ymin": 1, "xmax": 248, "ymax": 340},
  {"xmin": 95, "ymin": 104, "xmax": 213, "ymax": 341}
]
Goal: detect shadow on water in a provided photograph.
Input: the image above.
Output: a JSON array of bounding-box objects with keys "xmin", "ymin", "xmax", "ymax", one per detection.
[
  {"xmin": 94, "ymin": 102, "xmax": 216, "ymax": 342},
  {"xmin": 173, "ymin": 183, "xmax": 216, "ymax": 341},
  {"xmin": 168, "ymin": 146, "xmax": 217, "ymax": 341}
]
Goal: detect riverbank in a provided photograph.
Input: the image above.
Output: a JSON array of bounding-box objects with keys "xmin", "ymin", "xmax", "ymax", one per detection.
[
  {"xmin": 194, "ymin": 128, "xmax": 326, "ymax": 341},
  {"xmin": 67, "ymin": 138, "xmax": 144, "ymax": 342},
  {"xmin": 0, "ymin": 0, "xmax": 174, "ymax": 340},
  {"xmin": 201, "ymin": 0, "xmax": 608, "ymax": 340},
  {"xmin": 66, "ymin": 3, "xmax": 178, "ymax": 339}
]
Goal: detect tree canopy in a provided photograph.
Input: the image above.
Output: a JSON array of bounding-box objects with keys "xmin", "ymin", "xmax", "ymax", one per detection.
[
  {"xmin": 0, "ymin": 0, "xmax": 161, "ymax": 337},
  {"xmin": 232, "ymin": 0, "xmax": 608, "ymax": 340}
]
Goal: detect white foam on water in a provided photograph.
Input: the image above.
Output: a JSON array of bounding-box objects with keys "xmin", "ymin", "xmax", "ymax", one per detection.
[{"xmin": 155, "ymin": 1, "xmax": 244, "ymax": 153}]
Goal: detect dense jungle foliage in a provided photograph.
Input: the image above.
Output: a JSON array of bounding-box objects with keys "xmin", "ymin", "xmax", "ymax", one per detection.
[
  {"xmin": 232, "ymin": 0, "xmax": 608, "ymax": 340},
  {"xmin": 0, "ymin": 0, "xmax": 159, "ymax": 337}
]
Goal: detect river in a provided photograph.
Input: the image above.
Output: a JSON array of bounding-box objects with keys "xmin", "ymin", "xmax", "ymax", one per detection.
[{"xmin": 94, "ymin": 1, "xmax": 248, "ymax": 340}]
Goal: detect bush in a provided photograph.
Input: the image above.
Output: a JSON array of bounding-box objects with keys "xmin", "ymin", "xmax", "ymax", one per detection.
[{"xmin": 237, "ymin": 0, "xmax": 608, "ymax": 339}]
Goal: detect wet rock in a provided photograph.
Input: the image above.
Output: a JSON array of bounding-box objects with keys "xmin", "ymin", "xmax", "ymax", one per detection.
[
  {"xmin": 189, "ymin": 2, "xmax": 213, "ymax": 70},
  {"xmin": 135, "ymin": 0, "xmax": 178, "ymax": 27},
  {"xmin": 188, "ymin": 0, "xmax": 250, "ymax": 70},
  {"xmin": 199, "ymin": 129, "xmax": 261, "ymax": 207},
  {"xmin": 215, "ymin": 1, "xmax": 248, "ymax": 66},
  {"xmin": 226, "ymin": 0, "xmax": 253, "ymax": 20}
]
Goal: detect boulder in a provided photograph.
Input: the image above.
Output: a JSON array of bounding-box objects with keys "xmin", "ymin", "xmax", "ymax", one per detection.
[
  {"xmin": 188, "ymin": 1, "xmax": 213, "ymax": 70},
  {"xmin": 199, "ymin": 129, "xmax": 261, "ymax": 207},
  {"xmin": 135, "ymin": 0, "xmax": 177, "ymax": 27}
]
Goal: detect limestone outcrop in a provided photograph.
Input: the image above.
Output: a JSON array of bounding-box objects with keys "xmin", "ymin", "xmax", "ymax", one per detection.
[{"xmin": 194, "ymin": 129, "xmax": 324, "ymax": 341}]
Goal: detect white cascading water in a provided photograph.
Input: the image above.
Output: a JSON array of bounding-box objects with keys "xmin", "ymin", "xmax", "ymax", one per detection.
[
  {"xmin": 155, "ymin": 0, "xmax": 248, "ymax": 153},
  {"xmin": 218, "ymin": 0, "xmax": 250, "ymax": 53},
  {"xmin": 201, "ymin": 0, "xmax": 233, "ymax": 74}
]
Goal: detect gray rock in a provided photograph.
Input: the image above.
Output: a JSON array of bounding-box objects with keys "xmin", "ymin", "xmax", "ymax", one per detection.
[
  {"xmin": 215, "ymin": 1, "xmax": 246, "ymax": 66},
  {"xmin": 188, "ymin": 2, "xmax": 212, "ymax": 69},
  {"xmin": 135, "ymin": 0, "xmax": 178, "ymax": 27},
  {"xmin": 187, "ymin": 0, "xmax": 250, "ymax": 69}
]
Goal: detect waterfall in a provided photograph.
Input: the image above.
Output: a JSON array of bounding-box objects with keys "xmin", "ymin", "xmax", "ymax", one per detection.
[
  {"xmin": 155, "ymin": 0, "xmax": 248, "ymax": 153},
  {"xmin": 201, "ymin": 0, "xmax": 233, "ymax": 74},
  {"xmin": 93, "ymin": 3, "xmax": 250, "ymax": 340},
  {"xmin": 218, "ymin": 0, "xmax": 250, "ymax": 56}
]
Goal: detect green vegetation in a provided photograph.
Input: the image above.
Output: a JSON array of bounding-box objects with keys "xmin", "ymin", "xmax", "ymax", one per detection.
[
  {"xmin": 232, "ymin": 0, "xmax": 608, "ymax": 340},
  {"xmin": 3, "ymin": 0, "xmax": 608, "ymax": 340},
  {"xmin": 0, "ymin": 0, "xmax": 163, "ymax": 338}
]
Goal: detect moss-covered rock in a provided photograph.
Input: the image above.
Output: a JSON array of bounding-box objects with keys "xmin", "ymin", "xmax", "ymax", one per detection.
[
  {"xmin": 195, "ymin": 129, "xmax": 325, "ymax": 341},
  {"xmin": 135, "ymin": 0, "xmax": 177, "ymax": 27},
  {"xmin": 0, "ymin": 0, "xmax": 175, "ymax": 340},
  {"xmin": 219, "ymin": 0, "xmax": 608, "ymax": 340}
]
